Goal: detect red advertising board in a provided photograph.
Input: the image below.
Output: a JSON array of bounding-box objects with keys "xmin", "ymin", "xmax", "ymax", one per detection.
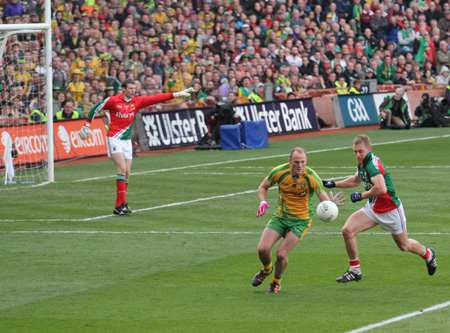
[
  {"xmin": 53, "ymin": 118, "xmax": 108, "ymax": 160},
  {"xmin": 0, "ymin": 118, "xmax": 107, "ymax": 165}
]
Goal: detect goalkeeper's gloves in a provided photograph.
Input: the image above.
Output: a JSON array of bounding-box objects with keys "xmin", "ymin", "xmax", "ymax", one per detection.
[
  {"xmin": 78, "ymin": 126, "xmax": 91, "ymax": 140},
  {"xmin": 350, "ymin": 192, "xmax": 362, "ymax": 203},
  {"xmin": 322, "ymin": 180, "xmax": 336, "ymax": 188},
  {"xmin": 256, "ymin": 201, "xmax": 270, "ymax": 217},
  {"xmin": 173, "ymin": 87, "xmax": 194, "ymax": 98},
  {"xmin": 329, "ymin": 191, "xmax": 346, "ymax": 206}
]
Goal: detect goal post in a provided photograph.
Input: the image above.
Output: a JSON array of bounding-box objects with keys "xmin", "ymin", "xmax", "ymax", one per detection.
[{"xmin": 0, "ymin": 0, "xmax": 54, "ymax": 184}]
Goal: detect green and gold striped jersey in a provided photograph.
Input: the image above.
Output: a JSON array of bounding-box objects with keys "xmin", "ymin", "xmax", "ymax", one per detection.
[{"xmin": 268, "ymin": 163, "xmax": 325, "ymax": 219}]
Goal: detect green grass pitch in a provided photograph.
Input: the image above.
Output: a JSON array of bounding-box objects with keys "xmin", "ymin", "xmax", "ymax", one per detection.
[{"xmin": 1, "ymin": 128, "xmax": 449, "ymax": 332}]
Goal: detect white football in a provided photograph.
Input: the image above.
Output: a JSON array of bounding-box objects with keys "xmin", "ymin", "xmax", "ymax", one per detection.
[{"xmin": 316, "ymin": 200, "xmax": 339, "ymax": 222}]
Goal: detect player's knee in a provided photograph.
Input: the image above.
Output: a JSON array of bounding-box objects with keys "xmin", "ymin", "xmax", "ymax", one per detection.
[
  {"xmin": 396, "ymin": 243, "xmax": 409, "ymax": 252},
  {"xmin": 257, "ymin": 244, "xmax": 271, "ymax": 256},
  {"xmin": 341, "ymin": 226, "xmax": 354, "ymax": 238},
  {"xmin": 275, "ymin": 249, "xmax": 288, "ymax": 261}
]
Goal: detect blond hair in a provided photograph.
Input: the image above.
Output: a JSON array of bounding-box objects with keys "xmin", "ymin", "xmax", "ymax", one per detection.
[{"xmin": 353, "ymin": 134, "xmax": 371, "ymax": 147}]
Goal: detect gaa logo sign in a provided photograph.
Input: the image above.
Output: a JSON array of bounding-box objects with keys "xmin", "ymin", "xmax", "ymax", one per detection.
[{"xmin": 347, "ymin": 98, "xmax": 370, "ymax": 122}]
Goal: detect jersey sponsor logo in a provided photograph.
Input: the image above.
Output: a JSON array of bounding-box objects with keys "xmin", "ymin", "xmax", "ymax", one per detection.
[{"xmin": 116, "ymin": 112, "xmax": 135, "ymax": 119}]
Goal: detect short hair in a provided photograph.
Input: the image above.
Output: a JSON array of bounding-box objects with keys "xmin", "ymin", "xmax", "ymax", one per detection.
[
  {"xmin": 290, "ymin": 147, "xmax": 306, "ymax": 158},
  {"xmin": 353, "ymin": 134, "xmax": 371, "ymax": 147},
  {"xmin": 122, "ymin": 78, "xmax": 135, "ymax": 89}
]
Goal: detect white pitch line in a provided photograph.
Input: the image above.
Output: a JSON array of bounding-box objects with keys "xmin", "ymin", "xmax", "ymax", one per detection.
[
  {"xmin": 72, "ymin": 134, "xmax": 450, "ymax": 183},
  {"xmin": 346, "ymin": 300, "xmax": 450, "ymax": 333},
  {"xmin": 1, "ymin": 231, "xmax": 449, "ymax": 235},
  {"xmin": 0, "ymin": 189, "xmax": 260, "ymax": 222}
]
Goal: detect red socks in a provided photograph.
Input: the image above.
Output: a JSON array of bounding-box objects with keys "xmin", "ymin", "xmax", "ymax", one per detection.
[
  {"xmin": 349, "ymin": 258, "xmax": 361, "ymax": 272},
  {"xmin": 115, "ymin": 174, "xmax": 127, "ymax": 207},
  {"xmin": 421, "ymin": 248, "xmax": 431, "ymax": 261}
]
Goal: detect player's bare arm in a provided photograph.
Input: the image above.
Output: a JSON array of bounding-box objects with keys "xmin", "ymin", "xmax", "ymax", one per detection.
[
  {"xmin": 359, "ymin": 174, "xmax": 387, "ymax": 199},
  {"xmin": 258, "ymin": 177, "xmax": 271, "ymax": 202},
  {"xmin": 335, "ymin": 175, "xmax": 362, "ymax": 188}
]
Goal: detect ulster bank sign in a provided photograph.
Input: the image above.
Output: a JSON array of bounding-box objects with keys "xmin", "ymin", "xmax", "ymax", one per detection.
[{"xmin": 337, "ymin": 95, "xmax": 379, "ymax": 126}]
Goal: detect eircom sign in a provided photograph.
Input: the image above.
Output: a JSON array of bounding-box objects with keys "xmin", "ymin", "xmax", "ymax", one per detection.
[{"xmin": 338, "ymin": 94, "xmax": 379, "ymax": 126}]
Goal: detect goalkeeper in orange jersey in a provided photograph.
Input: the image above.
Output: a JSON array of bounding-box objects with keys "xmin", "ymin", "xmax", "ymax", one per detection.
[
  {"xmin": 78, "ymin": 79, "xmax": 193, "ymax": 215},
  {"xmin": 252, "ymin": 147, "xmax": 345, "ymax": 293}
]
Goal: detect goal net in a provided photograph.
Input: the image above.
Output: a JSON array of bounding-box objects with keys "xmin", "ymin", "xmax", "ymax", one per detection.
[{"xmin": 0, "ymin": 26, "xmax": 53, "ymax": 185}]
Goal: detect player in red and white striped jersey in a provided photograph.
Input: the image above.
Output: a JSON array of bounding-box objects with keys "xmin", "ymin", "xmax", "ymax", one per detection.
[{"xmin": 78, "ymin": 78, "xmax": 193, "ymax": 215}]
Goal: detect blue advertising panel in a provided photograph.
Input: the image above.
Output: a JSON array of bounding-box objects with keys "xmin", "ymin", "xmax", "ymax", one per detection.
[
  {"xmin": 137, "ymin": 98, "xmax": 319, "ymax": 150},
  {"xmin": 338, "ymin": 94, "xmax": 379, "ymax": 126},
  {"xmin": 233, "ymin": 98, "xmax": 319, "ymax": 135},
  {"xmin": 138, "ymin": 107, "xmax": 211, "ymax": 149}
]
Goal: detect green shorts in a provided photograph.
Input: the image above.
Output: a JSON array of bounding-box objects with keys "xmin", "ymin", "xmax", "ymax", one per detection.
[{"xmin": 266, "ymin": 216, "xmax": 311, "ymax": 239}]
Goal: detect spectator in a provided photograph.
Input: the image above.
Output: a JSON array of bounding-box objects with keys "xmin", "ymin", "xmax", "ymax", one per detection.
[
  {"xmin": 436, "ymin": 40, "xmax": 450, "ymax": 75},
  {"xmin": 436, "ymin": 66, "xmax": 450, "ymax": 84},
  {"xmin": 376, "ymin": 55, "xmax": 396, "ymax": 85},
  {"xmin": 124, "ymin": 50, "xmax": 144, "ymax": 77},
  {"xmin": 425, "ymin": 2, "xmax": 443, "ymax": 26},
  {"xmin": 349, "ymin": 79, "xmax": 363, "ymax": 94},
  {"xmin": 438, "ymin": 10, "xmax": 450, "ymax": 38},
  {"xmin": 10, "ymin": 94, "xmax": 27, "ymax": 118},
  {"xmin": 371, "ymin": 9, "xmax": 390, "ymax": 40},
  {"xmin": 415, "ymin": 93, "xmax": 447, "ymax": 127},
  {"xmin": 379, "ymin": 87, "xmax": 411, "ymax": 129},
  {"xmin": 335, "ymin": 75, "xmax": 348, "ymax": 94},
  {"xmin": 238, "ymin": 76, "xmax": 252, "ymax": 98},
  {"xmin": 398, "ymin": 20, "xmax": 415, "ymax": 55},
  {"xmin": 248, "ymin": 83, "xmax": 265, "ymax": 103},
  {"xmin": 52, "ymin": 56, "xmax": 68, "ymax": 89},
  {"xmin": 163, "ymin": 69, "xmax": 185, "ymax": 103},
  {"xmin": 78, "ymin": 93, "xmax": 93, "ymax": 116},
  {"xmin": 4, "ymin": 0, "xmax": 25, "ymax": 19},
  {"xmin": 54, "ymin": 100, "xmax": 81, "ymax": 120},
  {"xmin": 29, "ymin": 98, "xmax": 47, "ymax": 123},
  {"xmin": 66, "ymin": 69, "xmax": 85, "ymax": 104}
]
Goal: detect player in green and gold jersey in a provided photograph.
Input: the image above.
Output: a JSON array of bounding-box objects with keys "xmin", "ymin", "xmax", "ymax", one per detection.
[{"xmin": 252, "ymin": 147, "xmax": 345, "ymax": 293}]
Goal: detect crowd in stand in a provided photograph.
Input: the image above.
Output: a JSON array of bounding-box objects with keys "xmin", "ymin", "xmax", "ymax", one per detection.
[{"xmin": 2, "ymin": 0, "xmax": 450, "ymax": 123}]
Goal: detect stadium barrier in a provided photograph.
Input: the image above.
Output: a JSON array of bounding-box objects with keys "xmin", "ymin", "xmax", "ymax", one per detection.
[
  {"xmin": 0, "ymin": 118, "xmax": 107, "ymax": 167},
  {"xmin": 3, "ymin": 87, "xmax": 445, "ymax": 166},
  {"xmin": 135, "ymin": 98, "xmax": 319, "ymax": 150}
]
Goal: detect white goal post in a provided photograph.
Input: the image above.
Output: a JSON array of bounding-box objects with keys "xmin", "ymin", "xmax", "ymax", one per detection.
[{"xmin": 0, "ymin": 0, "xmax": 54, "ymax": 184}]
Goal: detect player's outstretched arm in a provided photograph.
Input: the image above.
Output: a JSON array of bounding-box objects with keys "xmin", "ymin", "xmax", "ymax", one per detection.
[
  {"xmin": 173, "ymin": 87, "xmax": 195, "ymax": 98},
  {"xmin": 323, "ymin": 175, "xmax": 361, "ymax": 189}
]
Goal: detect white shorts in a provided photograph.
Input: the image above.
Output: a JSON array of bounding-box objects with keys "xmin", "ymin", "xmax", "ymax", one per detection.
[
  {"xmin": 361, "ymin": 203, "xmax": 407, "ymax": 235},
  {"xmin": 107, "ymin": 137, "xmax": 133, "ymax": 160}
]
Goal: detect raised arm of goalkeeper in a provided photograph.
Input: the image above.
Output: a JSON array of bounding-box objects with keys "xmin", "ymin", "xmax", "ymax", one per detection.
[{"xmin": 78, "ymin": 87, "xmax": 194, "ymax": 140}]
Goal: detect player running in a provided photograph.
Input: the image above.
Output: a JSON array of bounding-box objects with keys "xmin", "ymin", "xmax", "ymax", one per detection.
[
  {"xmin": 253, "ymin": 147, "xmax": 345, "ymax": 293},
  {"xmin": 323, "ymin": 134, "xmax": 437, "ymax": 283},
  {"xmin": 78, "ymin": 79, "xmax": 193, "ymax": 215}
]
